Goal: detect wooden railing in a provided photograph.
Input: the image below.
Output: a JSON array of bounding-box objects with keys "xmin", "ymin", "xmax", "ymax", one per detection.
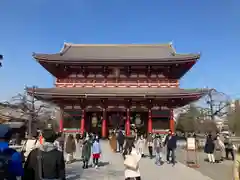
[{"xmin": 55, "ymin": 78, "xmax": 179, "ymax": 88}]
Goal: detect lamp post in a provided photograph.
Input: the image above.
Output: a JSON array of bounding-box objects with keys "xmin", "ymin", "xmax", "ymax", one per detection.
[{"xmin": 0, "ymin": 54, "xmax": 3, "ymax": 67}]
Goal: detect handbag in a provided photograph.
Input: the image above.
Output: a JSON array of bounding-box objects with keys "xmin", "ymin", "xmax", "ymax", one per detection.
[{"xmin": 124, "ymin": 155, "xmax": 138, "ymax": 169}]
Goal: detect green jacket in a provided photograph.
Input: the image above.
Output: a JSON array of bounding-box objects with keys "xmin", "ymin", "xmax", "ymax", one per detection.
[{"xmin": 81, "ymin": 141, "xmax": 91, "ymax": 161}]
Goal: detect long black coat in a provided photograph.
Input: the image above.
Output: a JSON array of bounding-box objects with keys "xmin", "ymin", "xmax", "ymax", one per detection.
[
  {"xmin": 117, "ymin": 131, "xmax": 125, "ymax": 145},
  {"xmin": 204, "ymin": 137, "xmax": 215, "ymax": 154},
  {"xmin": 23, "ymin": 148, "xmax": 65, "ymax": 180}
]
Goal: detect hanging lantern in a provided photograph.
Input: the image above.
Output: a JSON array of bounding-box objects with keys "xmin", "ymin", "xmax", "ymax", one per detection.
[
  {"xmin": 91, "ymin": 114, "xmax": 98, "ymax": 127},
  {"xmin": 135, "ymin": 114, "xmax": 142, "ymax": 127},
  {"xmin": 113, "ymin": 68, "xmax": 120, "ymax": 78}
]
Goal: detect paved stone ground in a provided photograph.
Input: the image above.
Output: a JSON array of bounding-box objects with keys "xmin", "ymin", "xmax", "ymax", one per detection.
[
  {"xmin": 65, "ymin": 141, "xmax": 214, "ymax": 180},
  {"xmin": 175, "ymin": 149, "xmax": 233, "ymax": 180}
]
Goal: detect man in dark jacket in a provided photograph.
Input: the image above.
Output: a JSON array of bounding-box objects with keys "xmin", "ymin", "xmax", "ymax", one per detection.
[
  {"xmin": 23, "ymin": 129, "xmax": 66, "ymax": 180},
  {"xmin": 164, "ymin": 130, "xmax": 177, "ymax": 165},
  {"xmin": 0, "ymin": 125, "xmax": 23, "ymax": 180},
  {"xmin": 117, "ymin": 130, "xmax": 125, "ymax": 152}
]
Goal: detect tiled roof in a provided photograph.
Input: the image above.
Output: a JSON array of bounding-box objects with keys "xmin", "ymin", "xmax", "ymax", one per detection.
[
  {"xmin": 33, "ymin": 43, "xmax": 200, "ymax": 64},
  {"xmin": 27, "ymin": 87, "xmax": 208, "ymax": 99}
]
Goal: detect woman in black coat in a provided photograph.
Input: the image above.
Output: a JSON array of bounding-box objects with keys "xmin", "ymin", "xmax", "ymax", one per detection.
[{"xmin": 204, "ymin": 134, "xmax": 215, "ymax": 163}]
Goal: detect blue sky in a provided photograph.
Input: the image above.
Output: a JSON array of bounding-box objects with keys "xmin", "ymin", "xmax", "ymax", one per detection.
[{"xmin": 0, "ymin": 0, "xmax": 239, "ymax": 101}]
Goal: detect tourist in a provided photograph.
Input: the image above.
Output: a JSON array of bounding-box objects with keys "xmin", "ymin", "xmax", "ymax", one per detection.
[
  {"xmin": 147, "ymin": 133, "xmax": 154, "ymax": 159},
  {"xmin": 117, "ymin": 130, "xmax": 125, "ymax": 153},
  {"xmin": 81, "ymin": 137, "xmax": 91, "ymax": 169},
  {"xmin": 123, "ymin": 138, "xmax": 141, "ymax": 180},
  {"xmin": 109, "ymin": 131, "xmax": 117, "ymax": 152},
  {"xmin": 136, "ymin": 134, "xmax": 145, "ymax": 157},
  {"xmin": 233, "ymin": 146, "xmax": 240, "ymax": 180},
  {"xmin": 224, "ymin": 135, "xmax": 235, "ymax": 160},
  {"xmin": 204, "ymin": 134, "xmax": 215, "ymax": 163},
  {"xmin": 74, "ymin": 133, "xmax": 83, "ymax": 160},
  {"xmin": 0, "ymin": 125, "xmax": 23, "ymax": 179},
  {"xmin": 214, "ymin": 135, "xmax": 225, "ymax": 163},
  {"xmin": 154, "ymin": 134, "xmax": 163, "ymax": 165},
  {"xmin": 65, "ymin": 134, "xmax": 76, "ymax": 164},
  {"xmin": 23, "ymin": 134, "xmax": 41, "ymax": 160},
  {"xmin": 92, "ymin": 136, "xmax": 101, "ymax": 168},
  {"xmin": 54, "ymin": 132, "xmax": 65, "ymax": 152},
  {"xmin": 23, "ymin": 128, "xmax": 65, "ymax": 180},
  {"xmin": 164, "ymin": 130, "xmax": 177, "ymax": 165}
]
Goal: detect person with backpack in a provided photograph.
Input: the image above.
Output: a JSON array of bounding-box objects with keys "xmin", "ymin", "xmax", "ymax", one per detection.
[
  {"xmin": 23, "ymin": 128, "xmax": 66, "ymax": 180},
  {"xmin": 0, "ymin": 125, "xmax": 23, "ymax": 180}
]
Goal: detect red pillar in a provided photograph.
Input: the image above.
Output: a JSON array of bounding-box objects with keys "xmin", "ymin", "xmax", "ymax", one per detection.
[
  {"xmin": 170, "ymin": 109, "xmax": 175, "ymax": 133},
  {"xmin": 102, "ymin": 108, "xmax": 107, "ymax": 138},
  {"xmin": 80, "ymin": 109, "xmax": 85, "ymax": 135},
  {"xmin": 148, "ymin": 109, "xmax": 152, "ymax": 133},
  {"xmin": 125, "ymin": 108, "xmax": 130, "ymax": 136},
  {"xmin": 59, "ymin": 109, "xmax": 63, "ymax": 132}
]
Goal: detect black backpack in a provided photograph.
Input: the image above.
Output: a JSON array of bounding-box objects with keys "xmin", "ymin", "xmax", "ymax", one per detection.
[{"xmin": 0, "ymin": 148, "xmax": 16, "ymax": 180}]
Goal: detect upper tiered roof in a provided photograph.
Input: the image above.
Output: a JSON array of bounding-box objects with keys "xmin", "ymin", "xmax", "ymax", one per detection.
[
  {"xmin": 34, "ymin": 43, "xmax": 200, "ymax": 63},
  {"xmin": 33, "ymin": 43, "xmax": 200, "ymax": 78}
]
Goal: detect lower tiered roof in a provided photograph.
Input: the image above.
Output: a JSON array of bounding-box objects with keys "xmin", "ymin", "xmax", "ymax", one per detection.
[{"xmin": 27, "ymin": 87, "xmax": 208, "ymax": 104}]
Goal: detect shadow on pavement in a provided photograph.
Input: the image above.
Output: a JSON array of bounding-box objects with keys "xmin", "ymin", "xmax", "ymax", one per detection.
[
  {"xmin": 67, "ymin": 174, "xmax": 81, "ymax": 180},
  {"xmin": 98, "ymin": 161, "xmax": 110, "ymax": 167}
]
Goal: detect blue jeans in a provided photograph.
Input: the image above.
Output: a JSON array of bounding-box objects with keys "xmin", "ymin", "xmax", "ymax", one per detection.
[{"xmin": 155, "ymin": 152, "xmax": 162, "ymax": 165}]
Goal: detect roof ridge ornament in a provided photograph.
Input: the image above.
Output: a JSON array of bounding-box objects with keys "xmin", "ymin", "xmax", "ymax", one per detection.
[
  {"xmin": 169, "ymin": 41, "xmax": 177, "ymax": 55},
  {"xmin": 60, "ymin": 43, "xmax": 72, "ymax": 56}
]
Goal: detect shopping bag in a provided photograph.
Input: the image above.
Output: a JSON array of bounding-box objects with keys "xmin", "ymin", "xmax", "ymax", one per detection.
[{"xmin": 124, "ymin": 155, "xmax": 138, "ymax": 169}]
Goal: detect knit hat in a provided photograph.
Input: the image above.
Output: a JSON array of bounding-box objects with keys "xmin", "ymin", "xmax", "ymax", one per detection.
[
  {"xmin": 0, "ymin": 125, "xmax": 12, "ymax": 140},
  {"xmin": 42, "ymin": 129, "xmax": 57, "ymax": 143}
]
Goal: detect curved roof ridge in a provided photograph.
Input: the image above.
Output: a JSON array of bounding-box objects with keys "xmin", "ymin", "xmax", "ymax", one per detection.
[{"xmin": 62, "ymin": 42, "xmax": 173, "ymax": 47}]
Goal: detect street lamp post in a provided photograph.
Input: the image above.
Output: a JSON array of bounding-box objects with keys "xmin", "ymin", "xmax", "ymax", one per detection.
[{"xmin": 0, "ymin": 54, "xmax": 3, "ymax": 67}]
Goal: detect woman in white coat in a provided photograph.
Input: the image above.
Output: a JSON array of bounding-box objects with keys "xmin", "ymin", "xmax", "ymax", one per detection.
[
  {"xmin": 123, "ymin": 138, "xmax": 141, "ymax": 180},
  {"xmin": 75, "ymin": 133, "xmax": 83, "ymax": 160},
  {"xmin": 136, "ymin": 135, "xmax": 145, "ymax": 157}
]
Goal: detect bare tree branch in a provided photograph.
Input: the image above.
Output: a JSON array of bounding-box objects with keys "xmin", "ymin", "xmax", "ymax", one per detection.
[{"xmin": 197, "ymin": 89, "xmax": 231, "ymax": 120}]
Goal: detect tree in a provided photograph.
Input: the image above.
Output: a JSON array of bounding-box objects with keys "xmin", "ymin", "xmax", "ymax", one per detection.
[
  {"xmin": 176, "ymin": 104, "xmax": 200, "ymax": 132},
  {"xmin": 198, "ymin": 89, "xmax": 230, "ymax": 120},
  {"xmin": 195, "ymin": 119, "xmax": 218, "ymax": 133},
  {"xmin": 2, "ymin": 90, "xmax": 56, "ymax": 137},
  {"xmin": 228, "ymin": 109, "xmax": 240, "ymax": 135}
]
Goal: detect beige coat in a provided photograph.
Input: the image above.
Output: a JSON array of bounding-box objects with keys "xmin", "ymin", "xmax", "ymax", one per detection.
[
  {"xmin": 124, "ymin": 148, "xmax": 141, "ymax": 178},
  {"xmin": 23, "ymin": 139, "xmax": 41, "ymax": 158},
  {"xmin": 234, "ymin": 154, "xmax": 240, "ymax": 180}
]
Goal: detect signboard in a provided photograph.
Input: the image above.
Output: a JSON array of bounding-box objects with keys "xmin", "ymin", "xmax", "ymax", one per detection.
[
  {"xmin": 151, "ymin": 110, "xmax": 170, "ymax": 117},
  {"xmin": 187, "ymin": 137, "xmax": 196, "ymax": 150},
  {"xmin": 64, "ymin": 110, "xmax": 82, "ymax": 116}
]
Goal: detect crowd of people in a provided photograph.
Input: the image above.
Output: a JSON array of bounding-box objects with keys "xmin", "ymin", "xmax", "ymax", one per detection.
[
  {"xmin": 107, "ymin": 129, "xmax": 178, "ymax": 180},
  {"xmin": 204, "ymin": 133, "xmax": 235, "ymax": 163},
  {"xmin": 5, "ymin": 123, "xmax": 240, "ymax": 180},
  {"xmin": 0, "ymin": 125, "xmax": 103, "ymax": 180}
]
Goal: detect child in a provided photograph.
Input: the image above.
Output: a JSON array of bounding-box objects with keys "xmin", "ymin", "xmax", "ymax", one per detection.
[
  {"xmin": 154, "ymin": 135, "xmax": 163, "ymax": 165},
  {"xmin": 92, "ymin": 137, "xmax": 101, "ymax": 168},
  {"xmin": 81, "ymin": 138, "xmax": 91, "ymax": 169}
]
